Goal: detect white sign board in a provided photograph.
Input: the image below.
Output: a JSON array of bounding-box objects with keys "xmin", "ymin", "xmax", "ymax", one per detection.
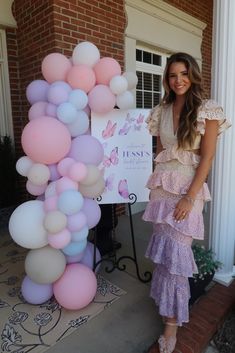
[{"xmin": 91, "ymin": 109, "xmax": 152, "ymax": 204}]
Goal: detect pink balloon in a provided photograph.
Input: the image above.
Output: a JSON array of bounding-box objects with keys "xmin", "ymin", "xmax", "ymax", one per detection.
[
  {"xmin": 68, "ymin": 162, "xmax": 88, "ymax": 182},
  {"xmin": 26, "ymin": 180, "xmax": 47, "ymax": 196},
  {"xmin": 48, "ymin": 228, "xmax": 71, "ymax": 249},
  {"xmin": 28, "ymin": 101, "xmax": 47, "ymax": 120},
  {"xmin": 56, "ymin": 176, "xmax": 78, "ymax": 194},
  {"xmin": 67, "ymin": 211, "xmax": 87, "ymax": 232},
  {"xmin": 42, "ymin": 53, "xmax": 72, "ymax": 83},
  {"xmin": 82, "ymin": 198, "xmax": 101, "ymax": 229},
  {"xmin": 94, "ymin": 57, "xmax": 121, "ymax": 85},
  {"xmin": 53, "ymin": 263, "xmax": 97, "ymax": 310},
  {"xmin": 88, "ymin": 84, "xmax": 116, "ymax": 114},
  {"xmin": 57, "ymin": 157, "xmax": 75, "ymax": 176},
  {"xmin": 43, "ymin": 195, "xmax": 58, "ymax": 212},
  {"xmin": 67, "ymin": 65, "xmax": 96, "ymax": 93},
  {"xmin": 69, "ymin": 135, "xmax": 104, "ymax": 166},
  {"xmin": 46, "ymin": 103, "xmax": 57, "ymax": 118},
  {"xmin": 21, "ymin": 116, "xmax": 71, "ymax": 164},
  {"xmin": 26, "ymin": 80, "xmax": 50, "ymax": 105}
]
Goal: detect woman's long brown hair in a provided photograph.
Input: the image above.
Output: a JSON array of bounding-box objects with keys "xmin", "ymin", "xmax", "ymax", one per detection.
[{"xmin": 161, "ymin": 52, "xmax": 204, "ymax": 149}]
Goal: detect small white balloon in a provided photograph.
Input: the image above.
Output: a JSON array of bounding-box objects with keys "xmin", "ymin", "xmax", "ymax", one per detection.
[
  {"xmin": 16, "ymin": 156, "xmax": 34, "ymax": 177},
  {"xmin": 45, "ymin": 181, "xmax": 57, "ymax": 199},
  {"xmin": 80, "ymin": 164, "xmax": 101, "ymax": 186},
  {"xmin": 28, "ymin": 163, "xmax": 50, "ymax": 185},
  {"xmin": 116, "ymin": 90, "xmax": 135, "ymax": 110},
  {"xmin": 109, "ymin": 75, "xmax": 128, "ymax": 95},
  {"xmin": 122, "ymin": 71, "xmax": 138, "ymax": 90},
  {"xmin": 72, "ymin": 41, "xmax": 100, "ymax": 67}
]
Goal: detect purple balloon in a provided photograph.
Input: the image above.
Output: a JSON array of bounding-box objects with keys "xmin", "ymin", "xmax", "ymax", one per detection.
[
  {"xmin": 48, "ymin": 164, "xmax": 61, "ymax": 181},
  {"xmin": 47, "ymin": 81, "xmax": 72, "ymax": 105},
  {"xmin": 68, "ymin": 135, "xmax": 104, "ymax": 166},
  {"xmin": 80, "ymin": 241, "xmax": 101, "ymax": 273},
  {"xmin": 82, "ymin": 198, "xmax": 101, "ymax": 229},
  {"xmin": 46, "ymin": 103, "xmax": 58, "ymax": 118},
  {"xmin": 21, "ymin": 275, "xmax": 53, "ymax": 304},
  {"xmin": 26, "ymin": 80, "xmax": 50, "ymax": 105}
]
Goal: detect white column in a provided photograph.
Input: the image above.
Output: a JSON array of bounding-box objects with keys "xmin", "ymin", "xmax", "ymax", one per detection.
[{"xmin": 210, "ymin": 0, "xmax": 235, "ymax": 286}]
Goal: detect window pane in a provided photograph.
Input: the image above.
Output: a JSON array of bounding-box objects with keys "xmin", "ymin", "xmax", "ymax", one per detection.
[
  {"xmin": 136, "ymin": 49, "xmax": 142, "ymax": 62},
  {"xmin": 144, "ymin": 91, "xmax": 152, "ymax": 108},
  {"xmin": 153, "ymin": 54, "xmax": 161, "ymax": 66},
  {"xmin": 153, "ymin": 92, "xmax": 161, "ymax": 106},
  {"xmin": 136, "ymin": 90, "xmax": 143, "ymax": 108},
  {"xmin": 153, "ymin": 74, "xmax": 161, "ymax": 92},
  {"xmin": 143, "ymin": 72, "xmax": 152, "ymax": 91},
  {"xmin": 143, "ymin": 51, "xmax": 151, "ymax": 64}
]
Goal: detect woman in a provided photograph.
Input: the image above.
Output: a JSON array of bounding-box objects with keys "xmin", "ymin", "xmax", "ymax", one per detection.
[{"xmin": 142, "ymin": 52, "xmax": 231, "ymax": 353}]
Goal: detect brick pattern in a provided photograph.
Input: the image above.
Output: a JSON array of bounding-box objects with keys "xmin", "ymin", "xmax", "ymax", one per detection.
[{"xmin": 174, "ymin": 281, "xmax": 235, "ymax": 353}]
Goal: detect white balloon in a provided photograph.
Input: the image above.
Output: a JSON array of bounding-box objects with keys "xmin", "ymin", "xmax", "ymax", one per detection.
[
  {"xmin": 72, "ymin": 41, "xmax": 100, "ymax": 67},
  {"xmin": 16, "ymin": 156, "xmax": 34, "ymax": 177},
  {"xmin": 25, "ymin": 246, "xmax": 66, "ymax": 284},
  {"xmin": 109, "ymin": 75, "xmax": 128, "ymax": 95},
  {"xmin": 44, "ymin": 210, "xmax": 67, "ymax": 233},
  {"xmin": 122, "ymin": 71, "xmax": 138, "ymax": 90},
  {"xmin": 67, "ymin": 111, "xmax": 89, "ymax": 137},
  {"xmin": 116, "ymin": 90, "xmax": 135, "ymax": 110},
  {"xmin": 9, "ymin": 201, "xmax": 48, "ymax": 249},
  {"xmin": 28, "ymin": 163, "xmax": 50, "ymax": 185},
  {"xmin": 79, "ymin": 164, "xmax": 101, "ymax": 186}
]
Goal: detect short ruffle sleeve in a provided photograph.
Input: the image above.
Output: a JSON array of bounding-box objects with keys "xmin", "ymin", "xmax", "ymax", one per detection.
[
  {"xmin": 197, "ymin": 99, "xmax": 232, "ymax": 136},
  {"xmin": 146, "ymin": 105, "xmax": 162, "ymax": 136}
]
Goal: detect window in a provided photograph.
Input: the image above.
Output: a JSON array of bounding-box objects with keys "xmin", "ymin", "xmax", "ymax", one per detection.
[{"xmin": 136, "ymin": 47, "xmax": 167, "ymax": 109}]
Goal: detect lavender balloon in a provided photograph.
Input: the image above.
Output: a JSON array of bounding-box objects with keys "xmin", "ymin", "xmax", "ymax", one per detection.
[
  {"xmin": 69, "ymin": 135, "xmax": 104, "ymax": 166},
  {"xmin": 21, "ymin": 275, "xmax": 53, "ymax": 304},
  {"xmin": 80, "ymin": 241, "xmax": 101, "ymax": 273}
]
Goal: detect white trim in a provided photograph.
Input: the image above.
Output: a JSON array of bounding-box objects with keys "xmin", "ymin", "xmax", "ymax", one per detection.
[
  {"xmin": 0, "ymin": 0, "xmax": 17, "ymax": 28},
  {"xmin": 0, "ymin": 29, "xmax": 14, "ymax": 139}
]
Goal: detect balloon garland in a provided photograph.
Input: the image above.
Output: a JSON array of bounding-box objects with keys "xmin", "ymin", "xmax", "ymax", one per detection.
[{"xmin": 9, "ymin": 41, "xmax": 138, "ymax": 310}]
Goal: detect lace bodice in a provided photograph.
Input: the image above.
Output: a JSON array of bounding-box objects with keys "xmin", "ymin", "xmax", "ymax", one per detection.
[{"xmin": 146, "ymin": 99, "xmax": 231, "ymax": 150}]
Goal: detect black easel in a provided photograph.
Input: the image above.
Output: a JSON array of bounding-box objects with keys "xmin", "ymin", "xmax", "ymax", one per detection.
[{"xmin": 93, "ymin": 193, "xmax": 152, "ymax": 283}]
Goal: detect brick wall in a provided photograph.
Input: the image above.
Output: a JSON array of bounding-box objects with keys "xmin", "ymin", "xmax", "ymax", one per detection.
[{"xmin": 165, "ymin": 0, "xmax": 214, "ymax": 98}]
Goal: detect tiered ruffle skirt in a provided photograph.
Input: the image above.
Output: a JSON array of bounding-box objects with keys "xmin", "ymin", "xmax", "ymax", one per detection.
[{"xmin": 143, "ymin": 157, "xmax": 210, "ymax": 325}]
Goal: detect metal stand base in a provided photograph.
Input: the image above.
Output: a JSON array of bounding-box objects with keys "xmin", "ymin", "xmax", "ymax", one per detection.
[{"xmin": 93, "ymin": 194, "xmax": 152, "ymax": 283}]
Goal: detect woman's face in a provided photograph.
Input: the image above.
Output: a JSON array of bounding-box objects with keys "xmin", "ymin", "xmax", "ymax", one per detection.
[{"xmin": 168, "ymin": 62, "xmax": 191, "ymax": 97}]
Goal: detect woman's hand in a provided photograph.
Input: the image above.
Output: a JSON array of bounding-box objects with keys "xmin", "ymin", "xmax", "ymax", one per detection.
[{"xmin": 173, "ymin": 196, "xmax": 194, "ymax": 222}]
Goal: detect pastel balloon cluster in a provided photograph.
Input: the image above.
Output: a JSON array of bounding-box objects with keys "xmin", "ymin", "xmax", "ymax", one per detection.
[{"xmin": 10, "ymin": 41, "xmax": 139, "ymax": 310}]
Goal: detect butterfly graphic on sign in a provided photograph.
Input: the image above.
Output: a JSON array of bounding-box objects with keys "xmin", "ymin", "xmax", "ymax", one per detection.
[
  {"xmin": 102, "ymin": 120, "xmax": 117, "ymax": 139},
  {"xmin": 103, "ymin": 147, "xmax": 119, "ymax": 167},
  {"xmin": 104, "ymin": 173, "xmax": 115, "ymax": 192},
  {"xmin": 118, "ymin": 122, "xmax": 131, "ymax": 136},
  {"xmin": 118, "ymin": 179, "xmax": 129, "ymax": 199}
]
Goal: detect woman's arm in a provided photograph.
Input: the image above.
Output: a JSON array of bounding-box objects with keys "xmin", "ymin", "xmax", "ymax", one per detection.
[{"xmin": 173, "ymin": 119, "xmax": 219, "ymax": 221}]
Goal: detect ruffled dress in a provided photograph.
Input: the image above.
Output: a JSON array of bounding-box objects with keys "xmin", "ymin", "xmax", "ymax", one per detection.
[{"xmin": 142, "ymin": 99, "xmax": 231, "ymax": 325}]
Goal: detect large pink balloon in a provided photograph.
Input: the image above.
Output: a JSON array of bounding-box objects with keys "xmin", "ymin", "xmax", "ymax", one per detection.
[
  {"xmin": 88, "ymin": 85, "xmax": 116, "ymax": 114},
  {"xmin": 53, "ymin": 263, "xmax": 97, "ymax": 310},
  {"xmin": 21, "ymin": 116, "xmax": 71, "ymax": 164},
  {"xmin": 67, "ymin": 65, "xmax": 96, "ymax": 93},
  {"xmin": 69, "ymin": 135, "xmax": 104, "ymax": 166},
  {"xmin": 94, "ymin": 57, "xmax": 121, "ymax": 85},
  {"xmin": 42, "ymin": 53, "xmax": 72, "ymax": 83}
]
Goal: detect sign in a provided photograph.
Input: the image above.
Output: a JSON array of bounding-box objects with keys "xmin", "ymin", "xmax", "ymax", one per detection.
[{"xmin": 91, "ymin": 109, "xmax": 152, "ymax": 204}]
